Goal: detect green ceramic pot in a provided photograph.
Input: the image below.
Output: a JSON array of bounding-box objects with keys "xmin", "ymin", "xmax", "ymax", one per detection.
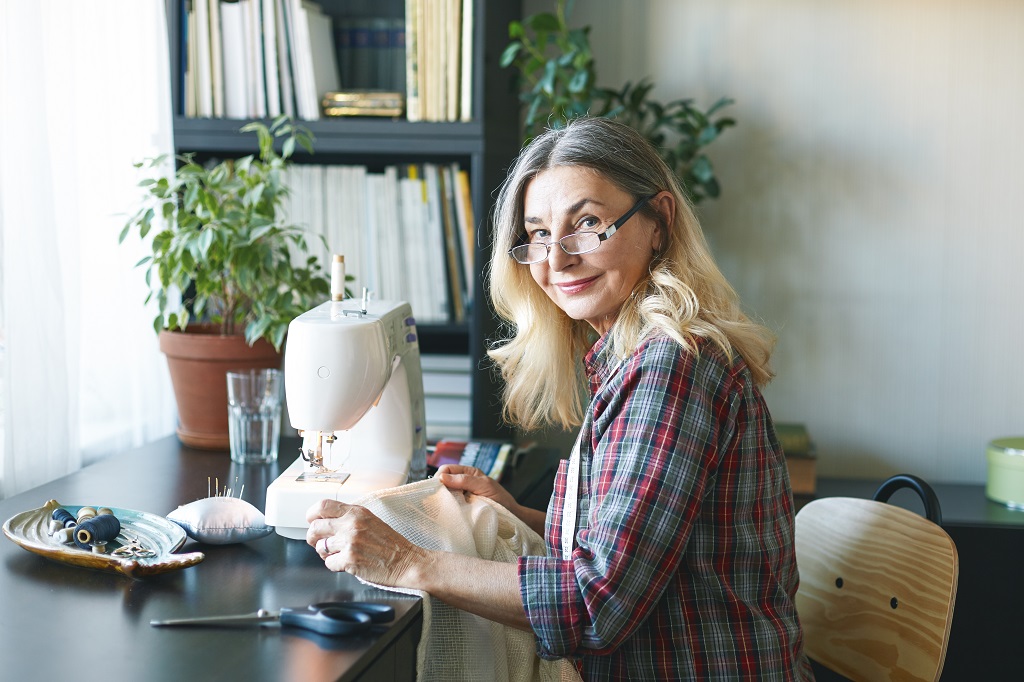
[{"xmin": 986, "ymin": 437, "xmax": 1024, "ymax": 509}]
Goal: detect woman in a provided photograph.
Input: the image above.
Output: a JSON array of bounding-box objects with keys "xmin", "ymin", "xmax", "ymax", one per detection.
[{"xmin": 307, "ymin": 117, "xmax": 811, "ymax": 680}]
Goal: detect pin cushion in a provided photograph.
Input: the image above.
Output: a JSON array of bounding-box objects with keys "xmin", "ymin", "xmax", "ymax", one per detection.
[{"xmin": 167, "ymin": 496, "xmax": 274, "ymax": 545}]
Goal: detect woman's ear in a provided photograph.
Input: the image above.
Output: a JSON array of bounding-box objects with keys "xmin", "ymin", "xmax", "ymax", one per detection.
[{"xmin": 652, "ymin": 191, "xmax": 675, "ymax": 252}]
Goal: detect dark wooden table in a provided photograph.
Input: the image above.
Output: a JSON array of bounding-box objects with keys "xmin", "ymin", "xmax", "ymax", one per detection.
[
  {"xmin": 0, "ymin": 436, "xmax": 425, "ymax": 682},
  {"xmin": 0, "ymin": 435, "xmax": 563, "ymax": 682}
]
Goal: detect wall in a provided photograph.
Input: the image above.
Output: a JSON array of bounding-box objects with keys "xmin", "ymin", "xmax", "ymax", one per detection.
[{"xmin": 523, "ymin": 0, "xmax": 1024, "ymax": 483}]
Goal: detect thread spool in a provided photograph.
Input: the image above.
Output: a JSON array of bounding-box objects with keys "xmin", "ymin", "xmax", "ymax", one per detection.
[
  {"xmin": 55, "ymin": 527, "xmax": 76, "ymax": 544},
  {"xmin": 51, "ymin": 508, "xmax": 76, "ymax": 528},
  {"xmin": 97, "ymin": 507, "xmax": 114, "ymax": 517},
  {"xmin": 74, "ymin": 514, "xmax": 120, "ymax": 550},
  {"xmin": 76, "ymin": 506, "xmax": 97, "ymax": 523},
  {"xmin": 331, "ymin": 254, "xmax": 346, "ymax": 301}
]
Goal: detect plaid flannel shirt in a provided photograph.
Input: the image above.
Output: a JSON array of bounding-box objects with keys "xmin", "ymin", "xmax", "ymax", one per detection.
[{"xmin": 518, "ymin": 332, "xmax": 812, "ymax": 680}]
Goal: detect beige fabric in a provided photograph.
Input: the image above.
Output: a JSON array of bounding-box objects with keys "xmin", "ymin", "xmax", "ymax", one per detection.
[{"xmin": 355, "ymin": 477, "xmax": 581, "ymax": 682}]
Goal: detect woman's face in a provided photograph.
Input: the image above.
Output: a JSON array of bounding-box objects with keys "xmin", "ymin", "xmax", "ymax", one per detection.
[{"xmin": 522, "ymin": 166, "xmax": 665, "ymax": 336}]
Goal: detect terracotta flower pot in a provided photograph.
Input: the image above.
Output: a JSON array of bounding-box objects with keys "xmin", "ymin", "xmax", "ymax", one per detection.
[{"xmin": 159, "ymin": 325, "xmax": 282, "ymax": 450}]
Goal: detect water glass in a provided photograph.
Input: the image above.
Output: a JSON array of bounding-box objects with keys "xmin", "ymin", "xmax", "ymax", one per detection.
[{"xmin": 226, "ymin": 369, "xmax": 282, "ymax": 464}]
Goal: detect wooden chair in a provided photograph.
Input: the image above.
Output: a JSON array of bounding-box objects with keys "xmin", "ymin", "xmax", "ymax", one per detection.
[{"xmin": 794, "ymin": 475, "xmax": 959, "ymax": 682}]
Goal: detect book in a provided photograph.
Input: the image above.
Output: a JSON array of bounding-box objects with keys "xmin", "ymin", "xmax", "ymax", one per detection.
[
  {"xmin": 389, "ymin": 18, "xmax": 406, "ymax": 93},
  {"xmin": 305, "ymin": 3, "xmax": 341, "ymax": 101},
  {"xmin": 261, "ymin": 0, "xmax": 281, "ymax": 117},
  {"xmin": 220, "ymin": 0, "xmax": 248, "ymax": 119},
  {"xmin": 786, "ymin": 457, "xmax": 817, "ymax": 498},
  {"xmin": 774, "ymin": 422, "xmax": 817, "ymax": 495},
  {"xmin": 194, "ymin": 0, "xmax": 214, "ymax": 117},
  {"xmin": 245, "ymin": 0, "xmax": 267, "ymax": 118},
  {"xmin": 274, "ymin": 0, "xmax": 296, "ymax": 117},
  {"xmin": 459, "ymin": 0, "xmax": 473, "ymax": 121},
  {"xmin": 209, "ymin": 0, "xmax": 225, "ymax": 117},
  {"xmin": 185, "ymin": 2, "xmax": 197, "ymax": 116},
  {"xmin": 427, "ymin": 439, "xmax": 517, "ymax": 481},
  {"xmin": 438, "ymin": 165, "xmax": 466, "ymax": 323},
  {"xmin": 422, "ymin": 164, "xmax": 451, "ymax": 321},
  {"xmin": 445, "ymin": 0, "xmax": 461, "ymax": 122},
  {"xmin": 321, "ymin": 90, "xmax": 404, "ymax": 117},
  {"xmin": 404, "ymin": 0, "xmax": 421, "ymax": 121},
  {"xmin": 775, "ymin": 422, "xmax": 813, "ymax": 457},
  {"xmin": 453, "ymin": 167, "xmax": 475, "ymax": 306}
]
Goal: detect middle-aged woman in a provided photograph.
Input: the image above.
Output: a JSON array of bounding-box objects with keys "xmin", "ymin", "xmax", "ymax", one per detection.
[{"xmin": 307, "ymin": 117, "xmax": 812, "ymax": 680}]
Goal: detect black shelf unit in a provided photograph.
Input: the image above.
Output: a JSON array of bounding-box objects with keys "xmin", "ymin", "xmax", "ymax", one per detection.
[{"xmin": 164, "ymin": 0, "xmax": 522, "ymax": 439}]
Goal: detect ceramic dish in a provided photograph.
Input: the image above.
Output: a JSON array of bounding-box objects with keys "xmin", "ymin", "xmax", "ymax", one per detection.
[{"xmin": 2, "ymin": 499, "xmax": 205, "ymax": 578}]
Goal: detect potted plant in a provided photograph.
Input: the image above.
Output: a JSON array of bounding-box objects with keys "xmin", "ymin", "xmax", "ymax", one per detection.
[
  {"xmin": 121, "ymin": 116, "xmax": 332, "ymax": 449},
  {"xmin": 501, "ymin": 0, "xmax": 735, "ymax": 203}
]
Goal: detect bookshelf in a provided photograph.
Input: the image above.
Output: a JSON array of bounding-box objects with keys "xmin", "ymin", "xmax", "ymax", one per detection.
[{"xmin": 164, "ymin": 0, "xmax": 522, "ymax": 439}]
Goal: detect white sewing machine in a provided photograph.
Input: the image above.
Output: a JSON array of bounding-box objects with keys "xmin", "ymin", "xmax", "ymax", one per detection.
[{"xmin": 264, "ymin": 288, "xmax": 427, "ymax": 539}]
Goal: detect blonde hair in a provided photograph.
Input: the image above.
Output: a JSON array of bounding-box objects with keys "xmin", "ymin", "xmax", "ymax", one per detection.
[{"xmin": 487, "ymin": 117, "xmax": 775, "ymax": 431}]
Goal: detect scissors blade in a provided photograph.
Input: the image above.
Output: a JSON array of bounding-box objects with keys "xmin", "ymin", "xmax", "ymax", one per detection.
[{"xmin": 150, "ymin": 610, "xmax": 279, "ymax": 628}]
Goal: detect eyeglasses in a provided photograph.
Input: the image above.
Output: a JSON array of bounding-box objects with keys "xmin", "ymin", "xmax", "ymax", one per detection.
[{"xmin": 508, "ymin": 194, "xmax": 657, "ymax": 265}]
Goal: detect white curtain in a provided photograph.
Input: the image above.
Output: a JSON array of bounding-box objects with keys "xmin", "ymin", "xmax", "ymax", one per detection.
[{"xmin": 0, "ymin": 0, "xmax": 177, "ymax": 499}]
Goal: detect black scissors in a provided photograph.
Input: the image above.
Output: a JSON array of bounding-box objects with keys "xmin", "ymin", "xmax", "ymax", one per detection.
[{"xmin": 150, "ymin": 601, "xmax": 395, "ymax": 636}]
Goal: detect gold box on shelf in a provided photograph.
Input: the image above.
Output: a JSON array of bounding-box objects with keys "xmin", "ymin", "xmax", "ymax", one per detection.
[{"xmin": 321, "ymin": 91, "xmax": 405, "ymax": 118}]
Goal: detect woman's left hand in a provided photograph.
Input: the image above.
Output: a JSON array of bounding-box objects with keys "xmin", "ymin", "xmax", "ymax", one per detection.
[{"xmin": 305, "ymin": 499, "xmax": 426, "ymax": 587}]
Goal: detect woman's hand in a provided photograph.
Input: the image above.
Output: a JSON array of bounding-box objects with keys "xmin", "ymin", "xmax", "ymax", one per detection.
[
  {"xmin": 435, "ymin": 464, "xmax": 520, "ymax": 512},
  {"xmin": 305, "ymin": 499, "xmax": 429, "ymax": 587},
  {"xmin": 436, "ymin": 465, "xmax": 547, "ymax": 535}
]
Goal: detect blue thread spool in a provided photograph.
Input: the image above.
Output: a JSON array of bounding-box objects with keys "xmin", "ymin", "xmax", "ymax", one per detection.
[
  {"xmin": 51, "ymin": 508, "xmax": 76, "ymax": 529},
  {"xmin": 74, "ymin": 514, "xmax": 120, "ymax": 550}
]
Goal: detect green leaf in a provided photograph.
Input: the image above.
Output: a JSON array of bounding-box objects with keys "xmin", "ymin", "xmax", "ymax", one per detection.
[
  {"xmin": 540, "ymin": 60, "xmax": 557, "ymax": 95},
  {"xmin": 500, "ymin": 42, "xmax": 522, "ymax": 68},
  {"xmin": 139, "ymin": 207, "xmax": 155, "ymax": 239},
  {"xmin": 568, "ymin": 69, "xmax": 590, "ymax": 94},
  {"xmin": 250, "ymin": 225, "xmax": 276, "ymax": 245},
  {"xmin": 198, "ymin": 226, "xmax": 215, "ymax": 257},
  {"xmin": 527, "ymin": 13, "xmax": 561, "ymax": 32},
  {"xmin": 691, "ymin": 155, "xmax": 713, "ymax": 182}
]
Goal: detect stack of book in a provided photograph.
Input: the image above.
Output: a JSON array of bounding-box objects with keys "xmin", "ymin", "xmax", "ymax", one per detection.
[
  {"xmin": 404, "ymin": 0, "xmax": 474, "ymax": 122},
  {"xmin": 774, "ymin": 422, "xmax": 817, "ymax": 497},
  {"xmin": 179, "ymin": 0, "xmax": 475, "ymax": 122},
  {"xmin": 426, "ymin": 439, "xmax": 517, "ymax": 480},
  {"xmin": 422, "ymin": 354, "xmax": 472, "ymax": 440},
  {"xmin": 281, "ymin": 161, "xmax": 475, "ymax": 324},
  {"xmin": 182, "ymin": 0, "xmax": 341, "ymax": 120},
  {"xmin": 333, "ymin": 16, "xmax": 405, "ymax": 93}
]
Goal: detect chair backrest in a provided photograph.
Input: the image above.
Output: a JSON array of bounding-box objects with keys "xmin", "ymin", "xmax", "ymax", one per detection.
[{"xmin": 794, "ymin": 497, "xmax": 959, "ymax": 682}]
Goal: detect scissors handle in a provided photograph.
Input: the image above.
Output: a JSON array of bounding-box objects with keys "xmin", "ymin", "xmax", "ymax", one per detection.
[
  {"xmin": 279, "ymin": 606, "xmax": 372, "ymax": 636},
  {"xmin": 309, "ymin": 601, "xmax": 396, "ymax": 624}
]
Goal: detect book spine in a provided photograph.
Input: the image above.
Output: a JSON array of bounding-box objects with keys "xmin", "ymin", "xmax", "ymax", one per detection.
[{"xmin": 404, "ymin": 0, "xmax": 421, "ymax": 121}]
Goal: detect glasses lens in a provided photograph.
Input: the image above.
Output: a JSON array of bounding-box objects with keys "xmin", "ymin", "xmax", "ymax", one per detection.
[
  {"xmin": 560, "ymin": 232, "xmax": 601, "ymax": 255},
  {"xmin": 510, "ymin": 243, "xmax": 547, "ymax": 264}
]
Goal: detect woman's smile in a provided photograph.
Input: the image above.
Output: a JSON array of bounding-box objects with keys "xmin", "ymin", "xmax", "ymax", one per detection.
[{"xmin": 554, "ymin": 275, "xmax": 600, "ymax": 295}]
